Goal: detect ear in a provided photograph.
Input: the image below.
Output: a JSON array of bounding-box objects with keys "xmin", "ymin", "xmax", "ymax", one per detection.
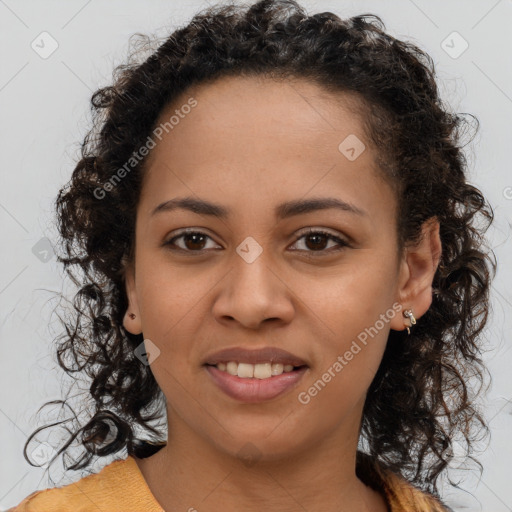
[
  {"xmin": 390, "ymin": 216, "xmax": 442, "ymax": 332},
  {"xmin": 122, "ymin": 258, "xmax": 143, "ymax": 335}
]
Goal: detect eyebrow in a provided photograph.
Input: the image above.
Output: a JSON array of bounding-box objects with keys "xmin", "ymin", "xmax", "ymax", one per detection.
[{"xmin": 150, "ymin": 196, "xmax": 368, "ymax": 219}]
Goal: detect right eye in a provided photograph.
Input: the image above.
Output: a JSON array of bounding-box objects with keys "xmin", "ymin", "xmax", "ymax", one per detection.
[{"xmin": 163, "ymin": 229, "xmax": 221, "ymax": 253}]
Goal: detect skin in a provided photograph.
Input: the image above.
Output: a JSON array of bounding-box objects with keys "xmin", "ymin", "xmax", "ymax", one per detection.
[{"xmin": 122, "ymin": 75, "xmax": 442, "ymax": 512}]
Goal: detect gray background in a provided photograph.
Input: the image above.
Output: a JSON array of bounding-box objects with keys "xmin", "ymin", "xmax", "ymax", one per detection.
[{"xmin": 1, "ymin": 0, "xmax": 511, "ymax": 510}]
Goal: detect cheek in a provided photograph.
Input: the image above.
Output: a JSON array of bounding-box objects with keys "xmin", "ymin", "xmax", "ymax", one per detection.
[
  {"xmin": 303, "ymin": 252, "xmax": 398, "ymax": 338},
  {"xmin": 296, "ymin": 254, "xmax": 397, "ymax": 403},
  {"xmin": 294, "ymin": 320, "xmax": 390, "ymax": 438},
  {"xmin": 136, "ymin": 266, "xmax": 209, "ymax": 348}
]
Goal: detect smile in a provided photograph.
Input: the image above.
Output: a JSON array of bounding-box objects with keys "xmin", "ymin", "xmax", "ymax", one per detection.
[
  {"xmin": 211, "ymin": 361, "xmax": 302, "ymax": 378},
  {"xmin": 204, "ymin": 363, "xmax": 308, "ymax": 403}
]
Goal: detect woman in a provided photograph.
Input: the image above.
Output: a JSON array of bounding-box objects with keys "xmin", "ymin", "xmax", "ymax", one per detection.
[{"xmin": 9, "ymin": 0, "xmax": 496, "ymax": 510}]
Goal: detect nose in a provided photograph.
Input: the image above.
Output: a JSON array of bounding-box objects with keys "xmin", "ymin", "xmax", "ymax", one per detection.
[{"xmin": 211, "ymin": 250, "xmax": 295, "ymax": 330}]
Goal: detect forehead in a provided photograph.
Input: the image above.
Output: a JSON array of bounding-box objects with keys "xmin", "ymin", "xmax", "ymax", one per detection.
[
  {"xmin": 138, "ymin": 75, "xmax": 395, "ymax": 224},
  {"xmin": 152, "ymin": 75, "xmax": 367, "ymax": 151}
]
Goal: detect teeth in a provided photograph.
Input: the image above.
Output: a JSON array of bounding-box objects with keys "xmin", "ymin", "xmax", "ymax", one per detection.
[
  {"xmin": 237, "ymin": 363, "xmax": 254, "ymax": 378},
  {"xmin": 271, "ymin": 363, "xmax": 284, "ymax": 375},
  {"xmin": 215, "ymin": 361, "xmax": 299, "ymax": 378},
  {"xmin": 253, "ymin": 363, "xmax": 271, "ymax": 379},
  {"xmin": 226, "ymin": 361, "xmax": 238, "ymax": 376}
]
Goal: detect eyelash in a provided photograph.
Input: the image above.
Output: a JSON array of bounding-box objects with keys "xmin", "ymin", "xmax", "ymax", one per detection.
[{"xmin": 163, "ymin": 228, "xmax": 350, "ymax": 256}]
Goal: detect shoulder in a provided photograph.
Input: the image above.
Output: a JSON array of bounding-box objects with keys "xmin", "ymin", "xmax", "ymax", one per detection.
[
  {"xmin": 6, "ymin": 455, "xmax": 165, "ymax": 512},
  {"xmin": 379, "ymin": 467, "xmax": 454, "ymax": 512},
  {"xmin": 356, "ymin": 451, "xmax": 454, "ymax": 512}
]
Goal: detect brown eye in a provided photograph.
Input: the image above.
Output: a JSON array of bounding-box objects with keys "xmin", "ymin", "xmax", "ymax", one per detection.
[
  {"xmin": 303, "ymin": 232, "xmax": 330, "ymax": 251},
  {"xmin": 164, "ymin": 230, "xmax": 219, "ymax": 253},
  {"xmin": 181, "ymin": 232, "xmax": 208, "ymax": 250},
  {"xmin": 290, "ymin": 229, "xmax": 349, "ymax": 254},
  {"xmin": 163, "ymin": 228, "xmax": 349, "ymax": 256}
]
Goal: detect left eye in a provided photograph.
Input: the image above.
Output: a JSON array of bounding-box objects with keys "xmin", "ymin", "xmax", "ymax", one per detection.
[
  {"xmin": 163, "ymin": 229, "xmax": 349, "ymax": 254},
  {"xmin": 290, "ymin": 229, "xmax": 349, "ymax": 253}
]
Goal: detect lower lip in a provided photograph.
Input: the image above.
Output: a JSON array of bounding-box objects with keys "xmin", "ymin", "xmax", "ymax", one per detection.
[{"xmin": 204, "ymin": 365, "xmax": 308, "ymax": 403}]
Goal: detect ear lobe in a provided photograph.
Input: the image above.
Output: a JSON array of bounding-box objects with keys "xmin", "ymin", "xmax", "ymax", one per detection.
[
  {"xmin": 122, "ymin": 260, "xmax": 143, "ymax": 335},
  {"xmin": 391, "ymin": 217, "xmax": 442, "ymax": 331}
]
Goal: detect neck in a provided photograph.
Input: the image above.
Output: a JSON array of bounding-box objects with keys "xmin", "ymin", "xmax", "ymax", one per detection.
[{"xmin": 134, "ymin": 407, "xmax": 388, "ymax": 512}]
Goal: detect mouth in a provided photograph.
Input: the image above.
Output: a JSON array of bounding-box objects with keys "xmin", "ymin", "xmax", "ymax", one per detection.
[
  {"xmin": 203, "ymin": 346, "xmax": 309, "ymax": 403},
  {"xmin": 202, "ymin": 346, "xmax": 309, "ymax": 403},
  {"xmin": 203, "ymin": 345, "xmax": 308, "ymax": 368},
  {"xmin": 204, "ymin": 361, "xmax": 307, "ymax": 379},
  {"xmin": 204, "ymin": 364, "xmax": 308, "ymax": 403}
]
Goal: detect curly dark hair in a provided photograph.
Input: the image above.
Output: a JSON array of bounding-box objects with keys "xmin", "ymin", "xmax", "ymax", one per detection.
[{"xmin": 23, "ymin": 0, "xmax": 496, "ymax": 496}]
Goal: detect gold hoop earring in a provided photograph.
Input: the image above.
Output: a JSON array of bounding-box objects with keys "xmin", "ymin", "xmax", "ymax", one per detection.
[{"xmin": 403, "ymin": 309, "xmax": 416, "ymax": 335}]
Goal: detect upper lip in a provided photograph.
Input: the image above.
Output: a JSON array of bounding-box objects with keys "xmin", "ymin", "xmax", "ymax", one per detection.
[{"xmin": 203, "ymin": 346, "xmax": 308, "ymax": 367}]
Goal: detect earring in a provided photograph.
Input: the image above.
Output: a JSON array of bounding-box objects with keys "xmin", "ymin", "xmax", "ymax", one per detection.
[
  {"xmin": 403, "ymin": 309, "xmax": 416, "ymax": 335},
  {"xmin": 129, "ymin": 313, "xmax": 136, "ymax": 319}
]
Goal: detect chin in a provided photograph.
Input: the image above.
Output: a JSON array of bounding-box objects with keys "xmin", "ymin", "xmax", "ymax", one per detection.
[{"xmin": 208, "ymin": 427, "xmax": 314, "ymax": 465}]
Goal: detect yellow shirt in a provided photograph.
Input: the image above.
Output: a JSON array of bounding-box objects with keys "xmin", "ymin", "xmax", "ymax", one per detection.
[{"xmin": 7, "ymin": 453, "xmax": 452, "ymax": 511}]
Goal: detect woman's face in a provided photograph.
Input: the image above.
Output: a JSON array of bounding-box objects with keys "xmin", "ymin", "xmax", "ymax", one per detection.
[{"xmin": 124, "ymin": 75, "xmax": 412, "ymax": 462}]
